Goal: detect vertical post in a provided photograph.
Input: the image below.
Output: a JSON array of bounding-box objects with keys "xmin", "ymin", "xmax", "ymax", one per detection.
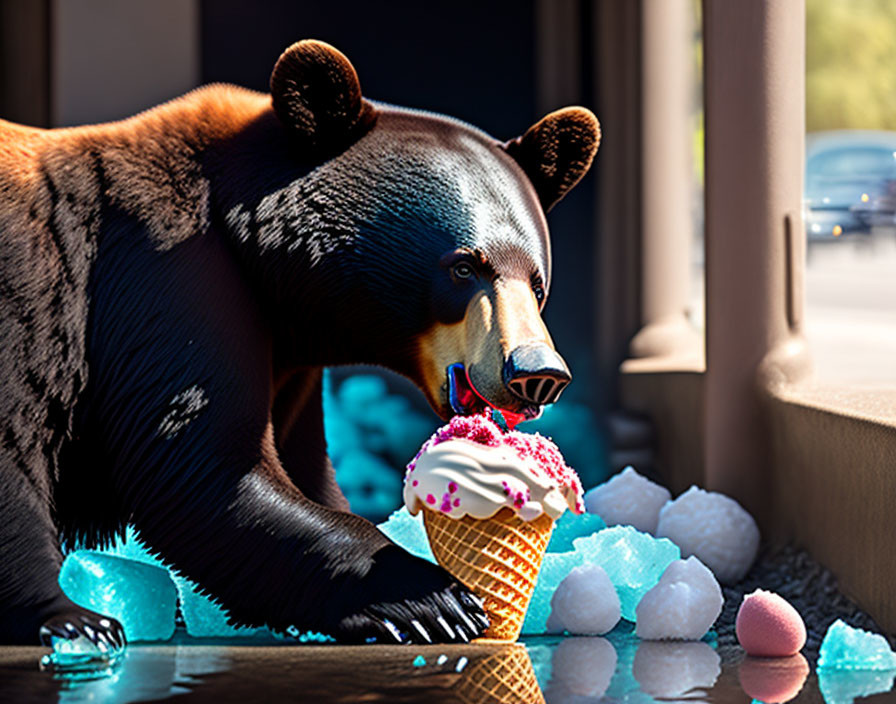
[
  {"xmin": 51, "ymin": 0, "xmax": 199, "ymax": 126},
  {"xmin": 630, "ymin": 0, "xmax": 698, "ymax": 359},
  {"xmin": 593, "ymin": 0, "xmax": 643, "ymax": 398},
  {"xmin": 703, "ymin": 0, "xmax": 807, "ymax": 522},
  {"xmin": 0, "ymin": 0, "xmax": 51, "ymax": 126},
  {"xmin": 534, "ymin": 0, "xmax": 581, "ymax": 116}
]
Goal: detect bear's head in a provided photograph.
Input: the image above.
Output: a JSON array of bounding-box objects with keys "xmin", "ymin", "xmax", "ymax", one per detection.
[{"xmin": 235, "ymin": 40, "xmax": 599, "ymax": 424}]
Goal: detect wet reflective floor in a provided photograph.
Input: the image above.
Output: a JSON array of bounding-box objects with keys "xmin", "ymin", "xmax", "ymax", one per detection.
[{"xmin": 0, "ymin": 629, "xmax": 890, "ymax": 703}]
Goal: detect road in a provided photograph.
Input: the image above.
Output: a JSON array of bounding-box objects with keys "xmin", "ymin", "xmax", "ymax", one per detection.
[
  {"xmin": 805, "ymin": 234, "xmax": 896, "ymax": 387},
  {"xmin": 688, "ymin": 232, "xmax": 896, "ymax": 387}
]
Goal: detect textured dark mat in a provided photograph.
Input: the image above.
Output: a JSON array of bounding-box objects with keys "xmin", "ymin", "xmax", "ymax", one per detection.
[{"xmin": 714, "ymin": 543, "xmax": 890, "ymax": 662}]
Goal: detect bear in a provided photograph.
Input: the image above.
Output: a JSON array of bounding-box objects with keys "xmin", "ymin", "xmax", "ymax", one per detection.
[{"xmin": 0, "ymin": 40, "xmax": 599, "ymax": 647}]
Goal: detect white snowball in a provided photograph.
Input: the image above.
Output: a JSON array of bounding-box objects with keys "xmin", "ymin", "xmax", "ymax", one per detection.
[
  {"xmin": 635, "ymin": 556, "xmax": 723, "ymax": 640},
  {"xmin": 632, "ymin": 641, "xmax": 721, "ymax": 698},
  {"xmin": 546, "ymin": 637, "xmax": 617, "ymax": 702},
  {"xmin": 549, "ymin": 565, "xmax": 621, "ymax": 636},
  {"xmin": 583, "ymin": 466, "xmax": 671, "ymax": 534},
  {"xmin": 545, "ymin": 610, "xmax": 565, "ymax": 635},
  {"xmin": 655, "ymin": 485, "xmax": 760, "ymax": 584}
]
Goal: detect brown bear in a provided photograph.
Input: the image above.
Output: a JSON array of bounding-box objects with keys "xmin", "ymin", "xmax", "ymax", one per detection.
[{"xmin": 0, "ymin": 40, "xmax": 599, "ymax": 647}]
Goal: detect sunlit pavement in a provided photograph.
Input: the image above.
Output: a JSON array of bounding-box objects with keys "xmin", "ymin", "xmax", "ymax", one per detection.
[
  {"xmin": 689, "ymin": 232, "xmax": 896, "ymax": 387},
  {"xmin": 805, "ymin": 234, "xmax": 896, "ymax": 387}
]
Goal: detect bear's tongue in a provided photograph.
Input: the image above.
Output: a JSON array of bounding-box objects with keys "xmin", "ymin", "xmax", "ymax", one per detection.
[{"xmin": 445, "ymin": 363, "xmax": 525, "ymax": 429}]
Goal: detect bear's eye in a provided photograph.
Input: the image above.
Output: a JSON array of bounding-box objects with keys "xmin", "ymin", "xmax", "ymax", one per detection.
[
  {"xmin": 533, "ymin": 284, "xmax": 546, "ymax": 304},
  {"xmin": 452, "ymin": 262, "xmax": 475, "ymax": 280}
]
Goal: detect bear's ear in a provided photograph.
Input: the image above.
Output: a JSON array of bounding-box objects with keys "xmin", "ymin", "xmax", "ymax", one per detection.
[
  {"xmin": 503, "ymin": 107, "xmax": 601, "ymax": 212},
  {"xmin": 270, "ymin": 40, "xmax": 377, "ymax": 158}
]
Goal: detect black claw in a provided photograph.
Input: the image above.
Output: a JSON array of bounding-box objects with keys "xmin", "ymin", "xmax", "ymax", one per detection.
[
  {"xmin": 82, "ymin": 623, "xmax": 99, "ymax": 645},
  {"xmin": 379, "ymin": 618, "xmax": 407, "ymax": 644},
  {"xmin": 38, "ymin": 626, "xmax": 52, "ymax": 647},
  {"xmin": 445, "ymin": 597, "xmax": 481, "ymax": 638},
  {"xmin": 462, "ymin": 605, "xmax": 487, "ymax": 626},
  {"xmin": 435, "ymin": 615, "xmax": 457, "ymax": 641},
  {"xmin": 49, "ymin": 625, "xmax": 68, "ymax": 640},
  {"xmin": 39, "ymin": 610, "xmax": 126, "ymax": 655},
  {"xmin": 104, "ymin": 626, "xmax": 120, "ymax": 649},
  {"xmin": 94, "ymin": 630, "xmax": 112, "ymax": 652},
  {"xmin": 458, "ymin": 589, "xmax": 486, "ymax": 614},
  {"xmin": 469, "ymin": 593, "xmax": 486, "ymax": 611},
  {"xmin": 472, "ymin": 612, "xmax": 490, "ymax": 630},
  {"xmin": 409, "ymin": 619, "xmax": 432, "ymax": 644}
]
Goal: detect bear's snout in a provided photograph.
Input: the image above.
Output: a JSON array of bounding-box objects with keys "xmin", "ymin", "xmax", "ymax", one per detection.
[{"xmin": 502, "ymin": 343, "xmax": 571, "ymax": 406}]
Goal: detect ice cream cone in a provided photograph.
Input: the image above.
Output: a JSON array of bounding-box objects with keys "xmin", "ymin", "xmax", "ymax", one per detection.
[
  {"xmin": 455, "ymin": 644, "xmax": 545, "ymax": 704},
  {"xmin": 423, "ymin": 507, "xmax": 553, "ymax": 641},
  {"xmin": 406, "ymin": 413, "xmax": 581, "ymax": 641}
]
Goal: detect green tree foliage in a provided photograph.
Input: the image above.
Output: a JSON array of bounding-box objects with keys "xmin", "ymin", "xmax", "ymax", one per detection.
[{"xmin": 807, "ymin": 0, "xmax": 896, "ymax": 131}]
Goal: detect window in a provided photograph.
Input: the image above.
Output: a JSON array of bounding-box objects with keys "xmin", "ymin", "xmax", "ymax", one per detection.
[{"xmin": 804, "ymin": 0, "xmax": 896, "ymax": 387}]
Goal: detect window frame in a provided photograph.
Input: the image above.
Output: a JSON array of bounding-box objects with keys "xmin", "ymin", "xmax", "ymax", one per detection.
[{"xmin": 605, "ymin": 0, "xmax": 896, "ymax": 634}]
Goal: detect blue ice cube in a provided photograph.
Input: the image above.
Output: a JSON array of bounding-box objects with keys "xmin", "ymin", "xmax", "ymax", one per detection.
[
  {"xmin": 818, "ymin": 619, "xmax": 896, "ymax": 670},
  {"xmin": 100, "ymin": 526, "xmax": 260, "ymax": 638},
  {"xmin": 523, "ymin": 526, "xmax": 678, "ymax": 633},
  {"xmin": 99, "ymin": 527, "xmax": 325, "ymax": 639},
  {"xmin": 377, "ymin": 507, "xmax": 436, "ymax": 563},
  {"xmin": 59, "ymin": 551, "xmax": 177, "ymax": 642},
  {"xmin": 173, "ymin": 575, "xmax": 263, "ymax": 638},
  {"xmin": 573, "ymin": 526, "xmax": 680, "ymax": 621},
  {"xmin": 522, "ymin": 551, "xmax": 585, "ymax": 634},
  {"xmin": 105, "ymin": 525, "xmax": 167, "ymax": 569},
  {"xmin": 547, "ymin": 511, "xmax": 607, "ymax": 553},
  {"xmin": 818, "ymin": 667, "xmax": 896, "ymax": 704}
]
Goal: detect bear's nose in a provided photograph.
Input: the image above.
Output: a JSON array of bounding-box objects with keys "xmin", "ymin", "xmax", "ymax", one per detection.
[{"xmin": 502, "ymin": 343, "xmax": 571, "ymax": 406}]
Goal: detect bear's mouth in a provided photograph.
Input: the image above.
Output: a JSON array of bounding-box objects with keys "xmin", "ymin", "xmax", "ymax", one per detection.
[{"xmin": 446, "ymin": 363, "xmax": 538, "ymax": 429}]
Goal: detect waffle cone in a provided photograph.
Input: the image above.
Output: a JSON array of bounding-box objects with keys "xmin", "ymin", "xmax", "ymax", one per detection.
[
  {"xmin": 455, "ymin": 644, "xmax": 545, "ymax": 704},
  {"xmin": 423, "ymin": 507, "xmax": 553, "ymax": 641}
]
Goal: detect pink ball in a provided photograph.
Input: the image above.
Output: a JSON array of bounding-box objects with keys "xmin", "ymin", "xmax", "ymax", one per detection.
[{"xmin": 736, "ymin": 590, "xmax": 806, "ymax": 657}]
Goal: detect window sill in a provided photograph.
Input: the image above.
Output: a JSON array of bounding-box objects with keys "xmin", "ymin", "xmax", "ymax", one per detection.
[{"xmin": 765, "ymin": 380, "xmax": 896, "ymax": 633}]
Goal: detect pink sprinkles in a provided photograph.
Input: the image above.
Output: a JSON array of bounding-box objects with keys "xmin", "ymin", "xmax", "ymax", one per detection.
[
  {"xmin": 440, "ymin": 492, "xmax": 453, "ymax": 512},
  {"xmin": 404, "ymin": 410, "xmax": 584, "ymax": 513},
  {"xmin": 501, "ymin": 480, "xmax": 530, "ymax": 510},
  {"xmin": 440, "ymin": 483, "xmax": 462, "ymax": 513}
]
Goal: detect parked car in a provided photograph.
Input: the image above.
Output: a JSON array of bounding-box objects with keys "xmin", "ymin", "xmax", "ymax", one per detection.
[{"xmin": 805, "ymin": 130, "xmax": 896, "ymax": 244}]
